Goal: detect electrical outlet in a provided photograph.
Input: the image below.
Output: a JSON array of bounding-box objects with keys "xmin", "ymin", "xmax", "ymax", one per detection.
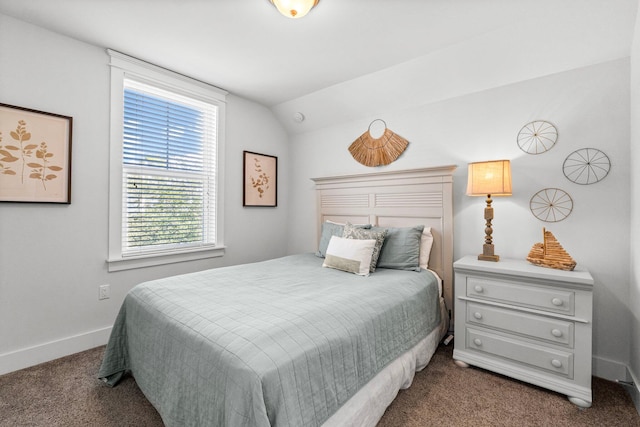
[{"xmin": 99, "ymin": 284, "xmax": 110, "ymax": 300}]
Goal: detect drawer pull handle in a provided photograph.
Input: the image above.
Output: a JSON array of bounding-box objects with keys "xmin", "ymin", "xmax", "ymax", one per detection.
[
  {"xmin": 551, "ymin": 359, "xmax": 563, "ymax": 368},
  {"xmin": 551, "ymin": 329, "xmax": 563, "ymax": 338},
  {"xmin": 473, "ymin": 338, "xmax": 482, "ymax": 346},
  {"xmin": 474, "ymin": 285, "xmax": 484, "ymax": 293},
  {"xmin": 551, "ymin": 298, "xmax": 563, "ymax": 306},
  {"xmin": 473, "ymin": 312, "xmax": 483, "ymax": 320}
]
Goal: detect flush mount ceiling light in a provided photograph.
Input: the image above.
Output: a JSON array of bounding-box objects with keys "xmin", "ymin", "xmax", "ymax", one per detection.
[{"xmin": 269, "ymin": 0, "xmax": 319, "ymax": 18}]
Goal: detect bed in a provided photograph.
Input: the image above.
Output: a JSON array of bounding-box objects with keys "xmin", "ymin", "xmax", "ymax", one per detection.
[{"xmin": 99, "ymin": 166, "xmax": 456, "ymax": 427}]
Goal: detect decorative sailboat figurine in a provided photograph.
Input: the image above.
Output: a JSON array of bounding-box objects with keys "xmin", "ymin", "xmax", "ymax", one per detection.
[{"xmin": 526, "ymin": 228, "xmax": 576, "ymax": 271}]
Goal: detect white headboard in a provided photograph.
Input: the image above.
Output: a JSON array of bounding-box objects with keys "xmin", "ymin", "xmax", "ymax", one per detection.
[{"xmin": 311, "ymin": 166, "xmax": 456, "ymax": 319}]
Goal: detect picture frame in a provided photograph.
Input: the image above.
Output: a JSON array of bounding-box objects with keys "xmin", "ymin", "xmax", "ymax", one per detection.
[
  {"xmin": 243, "ymin": 150, "xmax": 277, "ymax": 207},
  {"xmin": 0, "ymin": 103, "xmax": 73, "ymax": 204}
]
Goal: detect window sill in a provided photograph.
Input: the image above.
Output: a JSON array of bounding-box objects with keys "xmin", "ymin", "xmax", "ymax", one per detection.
[{"xmin": 107, "ymin": 246, "xmax": 226, "ymax": 272}]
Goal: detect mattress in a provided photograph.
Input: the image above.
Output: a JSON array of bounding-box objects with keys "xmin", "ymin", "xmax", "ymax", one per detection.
[{"xmin": 99, "ymin": 253, "xmax": 442, "ymax": 427}]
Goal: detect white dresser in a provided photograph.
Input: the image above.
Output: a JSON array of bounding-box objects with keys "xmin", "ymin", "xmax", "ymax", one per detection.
[{"xmin": 453, "ymin": 256, "xmax": 594, "ymax": 407}]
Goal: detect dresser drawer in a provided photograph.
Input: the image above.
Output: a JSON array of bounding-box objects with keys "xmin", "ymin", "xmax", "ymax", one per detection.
[
  {"xmin": 454, "ymin": 256, "xmax": 594, "ymax": 407},
  {"xmin": 466, "ymin": 328, "xmax": 574, "ymax": 377},
  {"xmin": 466, "ymin": 302, "xmax": 574, "ymax": 346},
  {"xmin": 466, "ymin": 277, "xmax": 574, "ymax": 315}
]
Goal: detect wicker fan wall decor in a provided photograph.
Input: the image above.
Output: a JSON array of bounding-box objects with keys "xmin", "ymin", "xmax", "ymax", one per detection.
[{"xmin": 349, "ymin": 120, "xmax": 409, "ymax": 167}]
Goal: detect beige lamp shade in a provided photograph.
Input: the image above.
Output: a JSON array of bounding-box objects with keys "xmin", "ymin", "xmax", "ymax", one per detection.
[
  {"xmin": 269, "ymin": 0, "xmax": 319, "ymax": 18},
  {"xmin": 467, "ymin": 160, "xmax": 512, "ymax": 196}
]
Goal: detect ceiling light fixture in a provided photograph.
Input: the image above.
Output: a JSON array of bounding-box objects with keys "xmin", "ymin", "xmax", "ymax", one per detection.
[{"xmin": 269, "ymin": 0, "xmax": 319, "ymax": 19}]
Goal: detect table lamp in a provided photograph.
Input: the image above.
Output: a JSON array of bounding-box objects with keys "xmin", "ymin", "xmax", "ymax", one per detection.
[{"xmin": 467, "ymin": 160, "xmax": 512, "ymax": 261}]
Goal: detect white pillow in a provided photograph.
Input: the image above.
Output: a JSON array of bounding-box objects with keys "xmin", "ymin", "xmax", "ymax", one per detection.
[
  {"xmin": 323, "ymin": 236, "xmax": 376, "ymax": 276},
  {"xmin": 419, "ymin": 227, "xmax": 434, "ymax": 269}
]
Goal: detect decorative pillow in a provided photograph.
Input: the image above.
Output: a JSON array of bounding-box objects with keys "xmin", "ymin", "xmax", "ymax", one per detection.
[
  {"xmin": 322, "ymin": 236, "xmax": 376, "ymax": 276},
  {"xmin": 419, "ymin": 227, "xmax": 434, "ymax": 270},
  {"xmin": 372, "ymin": 225, "xmax": 425, "ymax": 271},
  {"xmin": 316, "ymin": 221, "xmax": 371, "ymax": 258},
  {"xmin": 316, "ymin": 221, "xmax": 344, "ymax": 258},
  {"xmin": 343, "ymin": 222, "xmax": 387, "ymax": 272}
]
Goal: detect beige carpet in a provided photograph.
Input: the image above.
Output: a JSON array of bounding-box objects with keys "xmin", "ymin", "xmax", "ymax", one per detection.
[{"xmin": 0, "ymin": 343, "xmax": 638, "ymax": 427}]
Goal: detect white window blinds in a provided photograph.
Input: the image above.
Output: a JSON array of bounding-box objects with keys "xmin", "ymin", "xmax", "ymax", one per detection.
[{"xmin": 121, "ymin": 79, "xmax": 218, "ymax": 256}]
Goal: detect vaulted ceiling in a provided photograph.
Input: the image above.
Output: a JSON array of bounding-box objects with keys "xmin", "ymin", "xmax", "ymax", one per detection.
[{"xmin": 1, "ymin": 0, "xmax": 636, "ymax": 114}]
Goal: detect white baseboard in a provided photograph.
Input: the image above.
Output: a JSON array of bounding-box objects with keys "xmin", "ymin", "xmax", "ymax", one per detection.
[
  {"xmin": 625, "ymin": 365, "xmax": 640, "ymax": 415},
  {"xmin": 593, "ymin": 354, "xmax": 631, "ymax": 382},
  {"xmin": 593, "ymin": 355, "xmax": 640, "ymax": 415},
  {"xmin": 0, "ymin": 327, "xmax": 112, "ymax": 376}
]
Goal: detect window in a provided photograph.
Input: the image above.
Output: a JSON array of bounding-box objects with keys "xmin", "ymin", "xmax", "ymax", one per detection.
[
  {"xmin": 122, "ymin": 81, "xmax": 217, "ymax": 254},
  {"xmin": 107, "ymin": 50, "xmax": 227, "ymax": 271}
]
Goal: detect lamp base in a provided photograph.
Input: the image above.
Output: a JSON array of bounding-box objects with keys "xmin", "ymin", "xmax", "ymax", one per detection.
[{"xmin": 478, "ymin": 243, "xmax": 499, "ymax": 262}]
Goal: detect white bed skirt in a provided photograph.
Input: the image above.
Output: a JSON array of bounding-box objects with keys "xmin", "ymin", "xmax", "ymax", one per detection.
[{"xmin": 323, "ymin": 297, "xmax": 448, "ymax": 427}]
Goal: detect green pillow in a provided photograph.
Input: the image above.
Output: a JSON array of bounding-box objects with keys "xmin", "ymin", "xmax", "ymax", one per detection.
[
  {"xmin": 316, "ymin": 221, "xmax": 371, "ymax": 258},
  {"xmin": 372, "ymin": 225, "xmax": 424, "ymax": 271}
]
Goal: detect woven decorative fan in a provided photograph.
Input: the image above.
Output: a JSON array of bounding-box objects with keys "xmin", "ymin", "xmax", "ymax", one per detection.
[{"xmin": 348, "ymin": 120, "xmax": 409, "ymax": 167}]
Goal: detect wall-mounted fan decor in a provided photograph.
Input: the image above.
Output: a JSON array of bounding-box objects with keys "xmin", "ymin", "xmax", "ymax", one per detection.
[
  {"xmin": 517, "ymin": 120, "xmax": 558, "ymax": 154},
  {"xmin": 530, "ymin": 188, "xmax": 573, "ymax": 222},
  {"xmin": 562, "ymin": 148, "xmax": 610, "ymax": 185},
  {"xmin": 348, "ymin": 119, "xmax": 409, "ymax": 167}
]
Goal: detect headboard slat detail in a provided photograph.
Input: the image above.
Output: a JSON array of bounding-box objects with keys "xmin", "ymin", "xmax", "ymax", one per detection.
[
  {"xmin": 375, "ymin": 192, "xmax": 443, "ymax": 207},
  {"xmin": 312, "ymin": 166, "xmax": 456, "ymax": 323},
  {"xmin": 321, "ymin": 194, "xmax": 369, "ymax": 208}
]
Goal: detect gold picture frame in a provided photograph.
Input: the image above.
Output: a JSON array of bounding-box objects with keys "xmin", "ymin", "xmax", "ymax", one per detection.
[
  {"xmin": 0, "ymin": 103, "xmax": 72, "ymax": 203},
  {"xmin": 243, "ymin": 150, "xmax": 277, "ymax": 207}
]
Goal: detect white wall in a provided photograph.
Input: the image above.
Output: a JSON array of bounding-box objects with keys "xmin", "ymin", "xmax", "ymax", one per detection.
[
  {"xmin": 628, "ymin": 0, "xmax": 640, "ymax": 409},
  {"xmin": 1, "ymin": 6, "xmax": 636, "ymax": 387},
  {"xmin": 286, "ymin": 59, "xmax": 632, "ymax": 380},
  {"xmin": 0, "ymin": 14, "xmax": 290, "ymax": 374}
]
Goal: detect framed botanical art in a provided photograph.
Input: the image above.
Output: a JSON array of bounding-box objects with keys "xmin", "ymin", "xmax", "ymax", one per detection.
[
  {"xmin": 0, "ymin": 103, "xmax": 73, "ymax": 203},
  {"xmin": 243, "ymin": 150, "xmax": 277, "ymax": 207}
]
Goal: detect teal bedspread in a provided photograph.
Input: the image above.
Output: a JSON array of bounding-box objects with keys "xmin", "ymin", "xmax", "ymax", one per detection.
[{"xmin": 98, "ymin": 253, "xmax": 440, "ymax": 427}]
